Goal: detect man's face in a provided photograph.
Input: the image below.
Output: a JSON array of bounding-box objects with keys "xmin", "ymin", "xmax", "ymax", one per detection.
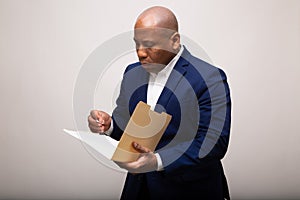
[{"xmin": 133, "ymin": 28, "xmax": 178, "ymax": 73}]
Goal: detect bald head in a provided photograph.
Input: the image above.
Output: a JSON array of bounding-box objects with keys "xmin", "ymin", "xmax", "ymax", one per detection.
[
  {"xmin": 133, "ymin": 6, "xmax": 181, "ymax": 73},
  {"xmin": 134, "ymin": 6, "xmax": 178, "ymax": 32}
]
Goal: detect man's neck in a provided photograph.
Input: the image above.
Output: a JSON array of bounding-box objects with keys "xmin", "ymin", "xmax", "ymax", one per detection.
[{"xmin": 152, "ymin": 45, "xmax": 182, "ymax": 74}]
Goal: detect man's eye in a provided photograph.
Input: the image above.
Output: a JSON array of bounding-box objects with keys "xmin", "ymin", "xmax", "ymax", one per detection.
[{"xmin": 143, "ymin": 42, "xmax": 154, "ymax": 48}]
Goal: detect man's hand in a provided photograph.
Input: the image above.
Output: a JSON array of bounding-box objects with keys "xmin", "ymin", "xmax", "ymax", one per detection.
[
  {"xmin": 115, "ymin": 142, "xmax": 158, "ymax": 173},
  {"xmin": 88, "ymin": 110, "xmax": 112, "ymax": 134}
]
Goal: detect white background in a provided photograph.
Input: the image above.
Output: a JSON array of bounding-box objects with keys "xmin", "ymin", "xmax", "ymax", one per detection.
[{"xmin": 0, "ymin": 0, "xmax": 299, "ymax": 199}]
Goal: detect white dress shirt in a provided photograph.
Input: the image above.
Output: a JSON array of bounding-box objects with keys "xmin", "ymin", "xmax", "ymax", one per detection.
[{"xmin": 148, "ymin": 46, "xmax": 184, "ymax": 171}]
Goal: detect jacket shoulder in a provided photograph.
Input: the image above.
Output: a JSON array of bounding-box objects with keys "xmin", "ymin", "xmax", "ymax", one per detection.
[
  {"xmin": 124, "ymin": 62, "xmax": 141, "ymax": 74},
  {"xmin": 185, "ymin": 51, "xmax": 228, "ymax": 81}
]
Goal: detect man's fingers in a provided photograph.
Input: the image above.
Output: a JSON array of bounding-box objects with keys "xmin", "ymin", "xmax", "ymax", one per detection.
[
  {"xmin": 88, "ymin": 110, "xmax": 111, "ymax": 133},
  {"xmin": 90, "ymin": 111, "xmax": 110, "ymax": 125},
  {"xmin": 89, "ymin": 124, "xmax": 107, "ymax": 133},
  {"xmin": 132, "ymin": 142, "xmax": 151, "ymax": 153},
  {"xmin": 90, "ymin": 110, "xmax": 100, "ymax": 120},
  {"xmin": 99, "ymin": 112, "xmax": 112, "ymax": 125},
  {"xmin": 89, "ymin": 111, "xmax": 105, "ymax": 125},
  {"xmin": 88, "ymin": 115, "xmax": 100, "ymax": 127},
  {"xmin": 89, "ymin": 124, "xmax": 100, "ymax": 133},
  {"xmin": 100, "ymin": 112, "xmax": 110, "ymax": 121},
  {"xmin": 88, "ymin": 114, "xmax": 102, "ymax": 133}
]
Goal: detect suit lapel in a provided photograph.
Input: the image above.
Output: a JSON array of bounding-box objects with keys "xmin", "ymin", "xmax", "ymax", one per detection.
[
  {"xmin": 155, "ymin": 49, "xmax": 190, "ymax": 111},
  {"xmin": 136, "ymin": 67, "xmax": 149, "ymax": 103}
]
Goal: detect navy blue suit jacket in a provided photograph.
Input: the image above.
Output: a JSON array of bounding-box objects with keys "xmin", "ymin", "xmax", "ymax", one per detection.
[{"xmin": 110, "ymin": 47, "xmax": 231, "ymax": 200}]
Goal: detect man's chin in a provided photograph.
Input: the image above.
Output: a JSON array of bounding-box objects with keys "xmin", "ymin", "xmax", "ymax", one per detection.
[{"xmin": 141, "ymin": 63, "xmax": 165, "ymax": 73}]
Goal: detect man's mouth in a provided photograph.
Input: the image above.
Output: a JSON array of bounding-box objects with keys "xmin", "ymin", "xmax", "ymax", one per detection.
[{"xmin": 140, "ymin": 61, "xmax": 149, "ymax": 65}]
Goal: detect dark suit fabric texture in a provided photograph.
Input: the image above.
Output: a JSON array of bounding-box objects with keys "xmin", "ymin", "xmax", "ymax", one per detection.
[{"xmin": 110, "ymin": 47, "xmax": 231, "ymax": 200}]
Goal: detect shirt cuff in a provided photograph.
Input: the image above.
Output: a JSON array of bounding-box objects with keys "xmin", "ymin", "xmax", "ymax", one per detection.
[
  {"xmin": 100, "ymin": 121, "xmax": 113, "ymax": 136},
  {"xmin": 155, "ymin": 153, "xmax": 164, "ymax": 171}
]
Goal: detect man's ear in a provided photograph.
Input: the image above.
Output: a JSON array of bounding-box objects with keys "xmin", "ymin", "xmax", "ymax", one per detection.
[{"xmin": 171, "ymin": 32, "xmax": 180, "ymax": 51}]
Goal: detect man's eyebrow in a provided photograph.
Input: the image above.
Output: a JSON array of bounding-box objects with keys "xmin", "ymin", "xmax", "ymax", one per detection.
[
  {"xmin": 133, "ymin": 36, "xmax": 153, "ymax": 41},
  {"xmin": 133, "ymin": 38, "xmax": 154, "ymax": 43}
]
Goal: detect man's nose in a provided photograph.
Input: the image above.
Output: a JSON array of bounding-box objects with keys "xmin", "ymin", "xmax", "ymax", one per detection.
[{"xmin": 137, "ymin": 48, "xmax": 147, "ymax": 59}]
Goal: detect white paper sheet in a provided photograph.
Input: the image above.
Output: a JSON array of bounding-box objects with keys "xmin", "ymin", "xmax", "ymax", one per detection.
[{"xmin": 63, "ymin": 129, "xmax": 118, "ymax": 161}]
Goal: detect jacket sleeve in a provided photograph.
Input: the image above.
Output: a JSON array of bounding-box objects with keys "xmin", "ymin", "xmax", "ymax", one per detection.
[
  {"xmin": 110, "ymin": 63, "xmax": 148, "ymax": 141},
  {"xmin": 158, "ymin": 67, "xmax": 231, "ymax": 174}
]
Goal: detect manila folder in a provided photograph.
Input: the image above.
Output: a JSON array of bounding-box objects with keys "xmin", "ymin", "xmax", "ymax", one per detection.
[{"xmin": 111, "ymin": 101, "xmax": 172, "ymax": 162}]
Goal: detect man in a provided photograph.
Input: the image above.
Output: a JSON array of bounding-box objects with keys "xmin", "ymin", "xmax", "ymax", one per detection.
[{"xmin": 88, "ymin": 6, "xmax": 231, "ymax": 200}]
